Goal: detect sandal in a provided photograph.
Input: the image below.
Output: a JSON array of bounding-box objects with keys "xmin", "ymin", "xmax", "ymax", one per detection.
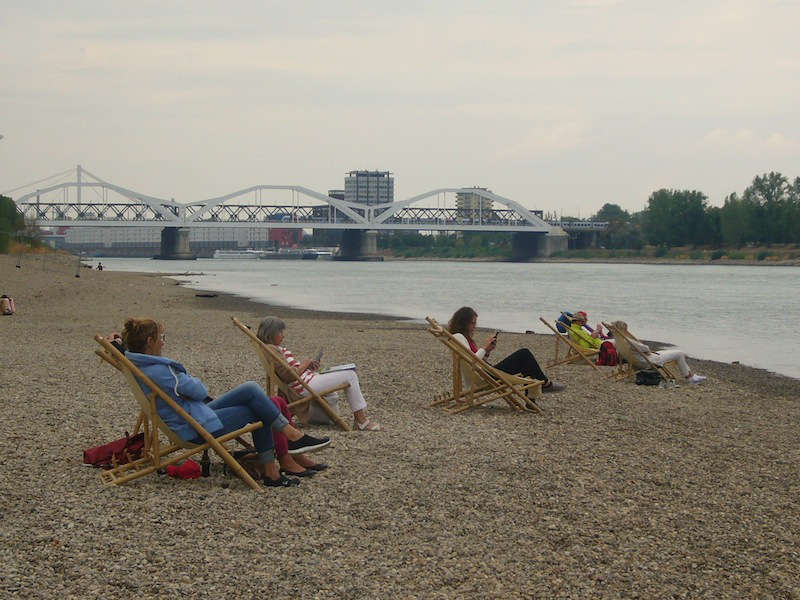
[{"xmin": 354, "ymin": 418, "xmax": 383, "ymax": 431}]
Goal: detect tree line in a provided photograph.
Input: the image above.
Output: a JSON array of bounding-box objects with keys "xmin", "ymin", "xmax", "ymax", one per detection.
[
  {"xmin": 0, "ymin": 195, "xmax": 25, "ymax": 253},
  {"xmin": 594, "ymin": 171, "xmax": 800, "ymax": 249},
  {"xmin": 373, "ymin": 170, "xmax": 800, "ymax": 258}
]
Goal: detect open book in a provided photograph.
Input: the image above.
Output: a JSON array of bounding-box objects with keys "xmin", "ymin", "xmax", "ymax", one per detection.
[{"xmin": 320, "ymin": 363, "xmax": 356, "ymax": 374}]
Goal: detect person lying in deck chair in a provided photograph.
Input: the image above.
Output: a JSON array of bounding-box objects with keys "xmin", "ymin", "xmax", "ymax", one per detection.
[
  {"xmin": 257, "ymin": 316, "xmax": 382, "ymax": 431},
  {"xmin": 568, "ymin": 312, "xmax": 618, "ymax": 367},
  {"xmin": 448, "ymin": 306, "xmax": 565, "ymax": 393},
  {"xmin": 610, "ymin": 320, "xmax": 706, "ymax": 385},
  {"xmin": 121, "ymin": 317, "xmax": 331, "ymax": 487}
]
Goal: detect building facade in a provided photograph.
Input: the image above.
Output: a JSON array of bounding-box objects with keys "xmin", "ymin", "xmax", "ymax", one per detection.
[
  {"xmin": 456, "ymin": 187, "xmax": 493, "ymax": 212},
  {"xmin": 344, "ymin": 171, "xmax": 394, "ymax": 205}
]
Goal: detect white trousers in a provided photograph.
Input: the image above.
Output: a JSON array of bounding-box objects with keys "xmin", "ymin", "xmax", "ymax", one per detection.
[
  {"xmin": 302, "ymin": 370, "xmax": 368, "ymax": 413},
  {"xmin": 649, "ymin": 349, "xmax": 691, "ymax": 378}
]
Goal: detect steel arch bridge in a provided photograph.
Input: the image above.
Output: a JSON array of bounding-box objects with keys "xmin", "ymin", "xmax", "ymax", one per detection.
[{"xmin": 11, "ymin": 166, "xmax": 607, "ymax": 233}]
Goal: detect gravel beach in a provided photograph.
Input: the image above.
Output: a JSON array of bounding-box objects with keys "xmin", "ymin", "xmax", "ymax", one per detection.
[{"xmin": 1, "ymin": 253, "xmax": 798, "ymax": 599}]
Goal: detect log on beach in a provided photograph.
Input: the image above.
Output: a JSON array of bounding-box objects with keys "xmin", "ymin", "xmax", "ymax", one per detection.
[{"xmin": 1, "ymin": 253, "xmax": 798, "ymax": 598}]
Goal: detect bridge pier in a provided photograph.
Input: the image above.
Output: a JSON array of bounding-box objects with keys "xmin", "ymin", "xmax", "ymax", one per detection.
[
  {"xmin": 511, "ymin": 230, "xmax": 568, "ymax": 261},
  {"xmin": 568, "ymin": 230, "xmax": 599, "ymax": 249},
  {"xmin": 157, "ymin": 227, "xmax": 196, "ymax": 260},
  {"xmin": 334, "ymin": 230, "xmax": 383, "ymax": 261}
]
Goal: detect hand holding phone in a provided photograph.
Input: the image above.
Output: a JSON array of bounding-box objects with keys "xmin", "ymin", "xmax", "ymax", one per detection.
[{"xmin": 314, "ymin": 348, "xmax": 324, "ymax": 362}]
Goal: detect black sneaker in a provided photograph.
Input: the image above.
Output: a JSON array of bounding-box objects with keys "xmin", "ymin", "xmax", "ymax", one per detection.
[
  {"xmin": 263, "ymin": 474, "xmax": 300, "ymax": 487},
  {"xmin": 288, "ymin": 434, "xmax": 331, "ymax": 455}
]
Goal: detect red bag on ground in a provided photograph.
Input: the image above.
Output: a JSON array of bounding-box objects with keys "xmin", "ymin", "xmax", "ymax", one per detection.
[
  {"xmin": 83, "ymin": 432, "xmax": 145, "ymax": 469},
  {"xmin": 165, "ymin": 460, "xmax": 202, "ymax": 479}
]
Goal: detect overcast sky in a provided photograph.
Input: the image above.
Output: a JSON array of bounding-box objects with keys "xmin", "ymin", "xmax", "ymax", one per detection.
[{"xmin": 2, "ymin": 0, "xmax": 799, "ymax": 216}]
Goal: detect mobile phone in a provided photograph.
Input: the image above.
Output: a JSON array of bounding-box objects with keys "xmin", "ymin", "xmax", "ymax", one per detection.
[
  {"xmin": 494, "ymin": 331, "xmax": 500, "ymax": 340},
  {"xmin": 314, "ymin": 348, "xmax": 323, "ymax": 362}
]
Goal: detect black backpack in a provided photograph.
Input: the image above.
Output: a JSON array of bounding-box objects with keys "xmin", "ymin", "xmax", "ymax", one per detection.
[{"xmin": 635, "ymin": 369, "xmax": 662, "ymax": 386}]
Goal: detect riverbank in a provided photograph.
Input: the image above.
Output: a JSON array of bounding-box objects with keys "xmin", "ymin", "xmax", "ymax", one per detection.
[
  {"xmin": 1, "ymin": 253, "xmax": 798, "ymax": 598},
  {"xmin": 380, "ymin": 252, "xmax": 800, "ymax": 266}
]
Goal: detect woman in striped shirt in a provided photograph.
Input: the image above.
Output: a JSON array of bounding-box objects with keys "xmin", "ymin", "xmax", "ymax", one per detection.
[{"xmin": 257, "ymin": 316, "xmax": 382, "ymax": 431}]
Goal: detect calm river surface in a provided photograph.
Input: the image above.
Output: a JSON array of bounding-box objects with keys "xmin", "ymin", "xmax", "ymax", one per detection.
[{"xmin": 99, "ymin": 258, "xmax": 800, "ymax": 379}]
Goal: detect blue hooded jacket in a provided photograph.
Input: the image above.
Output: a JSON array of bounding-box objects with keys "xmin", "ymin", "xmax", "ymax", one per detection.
[{"xmin": 125, "ymin": 352, "xmax": 223, "ymax": 441}]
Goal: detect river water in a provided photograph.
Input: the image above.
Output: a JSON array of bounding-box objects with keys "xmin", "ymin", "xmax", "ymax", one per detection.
[{"xmin": 98, "ymin": 258, "xmax": 800, "ymax": 379}]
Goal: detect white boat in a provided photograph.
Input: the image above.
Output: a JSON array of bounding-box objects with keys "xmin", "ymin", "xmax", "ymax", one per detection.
[{"xmin": 212, "ymin": 249, "xmax": 267, "ymax": 259}]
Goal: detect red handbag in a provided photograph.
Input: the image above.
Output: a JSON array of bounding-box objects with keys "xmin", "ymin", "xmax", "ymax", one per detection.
[{"xmin": 83, "ymin": 432, "xmax": 145, "ymax": 469}]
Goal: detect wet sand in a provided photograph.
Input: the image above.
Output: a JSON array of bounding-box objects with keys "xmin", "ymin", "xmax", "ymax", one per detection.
[{"xmin": 1, "ymin": 253, "xmax": 798, "ymax": 598}]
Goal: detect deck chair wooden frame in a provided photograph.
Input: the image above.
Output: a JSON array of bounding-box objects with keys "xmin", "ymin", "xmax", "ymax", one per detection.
[
  {"xmin": 425, "ymin": 317, "xmax": 543, "ymax": 414},
  {"xmin": 231, "ymin": 317, "xmax": 352, "ymax": 431},
  {"xmin": 601, "ymin": 322, "xmax": 677, "ymax": 382},
  {"xmin": 93, "ymin": 335, "xmax": 263, "ymax": 490},
  {"xmin": 539, "ymin": 317, "xmax": 602, "ymax": 371}
]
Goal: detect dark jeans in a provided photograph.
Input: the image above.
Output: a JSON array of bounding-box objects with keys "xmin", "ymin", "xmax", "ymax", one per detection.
[
  {"xmin": 493, "ymin": 348, "xmax": 548, "ymax": 382},
  {"xmin": 190, "ymin": 381, "xmax": 289, "ymax": 463}
]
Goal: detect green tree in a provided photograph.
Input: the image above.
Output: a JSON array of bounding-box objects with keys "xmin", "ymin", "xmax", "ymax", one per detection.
[
  {"xmin": 719, "ymin": 192, "xmax": 758, "ymax": 246},
  {"xmin": 742, "ymin": 171, "xmax": 795, "ymax": 243},
  {"xmin": 594, "ymin": 203, "xmax": 640, "ymax": 249},
  {"xmin": 594, "ymin": 203, "xmax": 630, "ymax": 224},
  {"xmin": 643, "ymin": 189, "xmax": 709, "ymax": 247},
  {"xmin": 0, "ymin": 195, "xmax": 25, "ymax": 253}
]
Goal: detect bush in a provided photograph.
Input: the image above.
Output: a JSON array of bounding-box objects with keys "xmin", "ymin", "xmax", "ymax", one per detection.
[
  {"xmin": 757, "ymin": 250, "xmax": 771, "ymax": 261},
  {"xmin": 653, "ymin": 245, "xmax": 668, "ymax": 257},
  {"xmin": 690, "ymin": 250, "xmax": 704, "ymax": 260},
  {"xmin": 710, "ymin": 249, "xmax": 724, "ymax": 260},
  {"xmin": 727, "ymin": 251, "xmax": 745, "ymax": 260}
]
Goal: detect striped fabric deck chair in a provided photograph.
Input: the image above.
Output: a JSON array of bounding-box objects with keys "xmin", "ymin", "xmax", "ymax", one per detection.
[
  {"xmin": 93, "ymin": 335, "xmax": 263, "ymax": 490},
  {"xmin": 231, "ymin": 317, "xmax": 352, "ymax": 431},
  {"xmin": 425, "ymin": 316, "xmax": 543, "ymax": 414}
]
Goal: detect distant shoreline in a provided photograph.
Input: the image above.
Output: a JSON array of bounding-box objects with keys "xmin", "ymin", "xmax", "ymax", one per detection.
[{"xmin": 382, "ymin": 255, "xmax": 800, "ymax": 266}]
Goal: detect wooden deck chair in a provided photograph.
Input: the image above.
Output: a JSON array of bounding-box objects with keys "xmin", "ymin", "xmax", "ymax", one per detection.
[
  {"xmin": 93, "ymin": 335, "xmax": 263, "ymax": 490},
  {"xmin": 601, "ymin": 322, "xmax": 677, "ymax": 382},
  {"xmin": 231, "ymin": 317, "xmax": 352, "ymax": 431},
  {"xmin": 425, "ymin": 316, "xmax": 543, "ymax": 414},
  {"xmin": 539, "ymin": 316, "xmax": 601, "ymax": 371}
]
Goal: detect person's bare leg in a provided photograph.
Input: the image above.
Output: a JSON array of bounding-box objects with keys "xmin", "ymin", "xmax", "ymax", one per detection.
[
  {"xmin": 278, "ymin": 453, "xmax": 307, "ymax": 473},
  {"xmin": 281, "ymin": 423, "xmax": 304, "ymax": 441},
  {"xmin": 263, "ymin": 461, "xmax": 281, "ymax": 480},
  {"xmin": 295, "ymin": 454, "xmax": 320, "ymax": 468}
]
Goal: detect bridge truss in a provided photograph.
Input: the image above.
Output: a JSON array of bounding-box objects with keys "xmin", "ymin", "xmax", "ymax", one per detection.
[{"xmin": 11, "ymin": 166, "xmax": 606, "ymax": 233}]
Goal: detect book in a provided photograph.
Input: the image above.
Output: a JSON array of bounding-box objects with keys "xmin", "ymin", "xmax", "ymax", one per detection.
[{"xmin": 320, "ymin": 363, "xmax": 356, "ymax": 374}]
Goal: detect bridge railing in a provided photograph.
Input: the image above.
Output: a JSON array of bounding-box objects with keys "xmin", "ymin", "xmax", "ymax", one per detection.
[{"xmin": 17, "ymin": 202, "xmax": 177, "ymax": 223}]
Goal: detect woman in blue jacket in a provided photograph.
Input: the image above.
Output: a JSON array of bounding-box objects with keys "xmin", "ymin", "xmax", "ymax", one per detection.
[{"xmin": 121, "ymin": 317, "xmax": 330, "ymax": 487}]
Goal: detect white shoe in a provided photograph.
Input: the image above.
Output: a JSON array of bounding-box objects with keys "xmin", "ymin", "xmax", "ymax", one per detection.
[{"xmin": 687, "ymin": 374, "xmax": 706, "ymax": 384}]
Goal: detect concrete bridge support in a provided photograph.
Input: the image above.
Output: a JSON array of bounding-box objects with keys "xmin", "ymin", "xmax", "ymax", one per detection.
[
  {"xmin": 157, "ymin": 227, "xmax": 196, "ymax": 260},
  {"xmin": 511, "ymin": 229, "xmax": 568, "ymax": 261},
  {"xmin": 568, "ymin": 230, "xmax": 599, "ymax": 249},
  {"xmin": 335, "ymin": 230, "xmax": 383, "ymax": 261}
]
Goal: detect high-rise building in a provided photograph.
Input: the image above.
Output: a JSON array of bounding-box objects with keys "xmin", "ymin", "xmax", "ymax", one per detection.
[
  {"xmin": 456, "ymin": 187, "xmax": 493, "ymax": 212},
  {"xmin": 344, "ymin": 170, "xmax": 394, "ymax": 205}
]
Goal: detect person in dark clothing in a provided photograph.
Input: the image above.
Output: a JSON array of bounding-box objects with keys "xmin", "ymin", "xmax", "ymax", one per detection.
[{"xmin": 447, "ymin": 306, "xmax": 565, "ymax": 393}]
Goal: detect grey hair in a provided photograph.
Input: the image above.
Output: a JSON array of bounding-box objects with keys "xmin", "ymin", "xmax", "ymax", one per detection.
[
  {"xmin": 610, "ymin": 320, "xmax": 628, "ymax": 331},
  {"xmin": 257, "ymin": 316, "xmax": 286, "ymax": 344}
]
